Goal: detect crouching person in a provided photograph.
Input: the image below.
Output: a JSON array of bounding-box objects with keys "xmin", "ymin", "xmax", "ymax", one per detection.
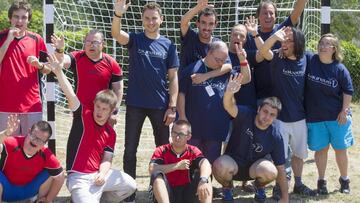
[
  {"xmin": 0, "ymin": 115, "xmax": 65, "ymax": 203},
  {"xmin": 148, "ymin": 120, "xmax": 212, "ymax": 203},
  {"xmin": 213, "ymin": 74, "xmax": 289, "ymax": 203}
]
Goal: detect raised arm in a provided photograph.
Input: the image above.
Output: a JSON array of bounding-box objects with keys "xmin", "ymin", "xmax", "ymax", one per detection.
[
  {"xmin": 234, "ymin": 42, "xmax": 251, "ymax": 84},
  {"xmin": 180, "ymin": 0, "xmax": 212, "ymax": 37},
  {"xmin": 47, "ymin": 54, "xmax": 80, "ymax": 111},
  {"xmin": 0, "ymin": 114, "xmax": 19, "ymax": 143},
  {"xmin": 111, "ymin": 0, "xmax": 131, "ymax": 45},
  {"xmin": 290, "ymin": 0, "xmax": 308, "ymax": 25},
  {"xmin": 223, "ymin": 74, "xmax": 243, "ymax": 118},
  {"xmin": 259, "ymin": 27, "xmax": 289, "ymax": 61},
  {"xmin": 51, "ymin": 34, "xmax": 71, "ymax": 68},
  {"xmin": 245, "ymin": 16, "xmax": 271, "ymax": 62}
]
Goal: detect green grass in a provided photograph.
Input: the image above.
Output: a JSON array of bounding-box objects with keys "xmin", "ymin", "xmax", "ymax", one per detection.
[{"xmin": 53, "ymin": 103, "xmax": 360, "ymax": 203}]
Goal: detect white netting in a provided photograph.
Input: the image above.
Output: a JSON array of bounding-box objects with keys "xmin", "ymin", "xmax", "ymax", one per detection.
[{"xmin": 51, "ymin": 0, "xmax": 321, "ymax": 143}]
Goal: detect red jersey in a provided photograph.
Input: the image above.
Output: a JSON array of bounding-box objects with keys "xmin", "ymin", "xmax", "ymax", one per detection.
[
  {"xmin": 0, "ymin": 136, "xmax": 62, "ymax": 185},
  {"xmin": 69, "ymin": 50, "xmax": 122, "ymax": 108},
  {"xmin": 0, "ymin": 30, "xmax": 47, "ymax": 113},
  {"xmin": 66, "ymin": 105, "xmax": 116, "ymax": 173},
  {"xmin": 150, "ymin": 144, "xmax": 204, "ymax": 187}
]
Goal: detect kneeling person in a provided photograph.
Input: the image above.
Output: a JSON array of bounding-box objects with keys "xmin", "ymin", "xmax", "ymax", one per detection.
[
  {"xmin": 47, "ymin": 54, "xmax": 136, "ymax": 203},
  {"xmin": 213, "ymin": 74, "xmax": 288, "ymax": 203},
  {"xmin": 149, "ymin": 120, "xmax": 212, "ymax": 203},
  {"xmin": 0, "ymin": 115, "xmax": 65, "ymax": 202}
]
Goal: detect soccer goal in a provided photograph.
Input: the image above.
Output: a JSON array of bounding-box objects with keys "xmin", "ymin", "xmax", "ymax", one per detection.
[{"xmin": 49, "ymin": 0, "xmax": 321, "ymax": 149}]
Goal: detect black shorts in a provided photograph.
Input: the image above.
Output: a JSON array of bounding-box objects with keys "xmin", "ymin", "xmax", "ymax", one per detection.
[
  {"xmin": 149, "ymin": 171, "xmax": 200, "ymax": 203},
  {"xmin": 232, "ymin": 165, "xmax": 253, "ymax": 181}
]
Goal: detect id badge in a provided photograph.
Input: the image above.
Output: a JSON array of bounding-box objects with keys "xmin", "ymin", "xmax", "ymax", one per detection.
[{"xmin": 205, "ymin": 85, "xmax": 215, "ymax": 97}]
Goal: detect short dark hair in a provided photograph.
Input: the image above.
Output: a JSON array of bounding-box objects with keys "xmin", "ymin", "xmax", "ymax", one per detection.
[
  {"xmin": 8, "ymin": 0, "xmax": 32, "ymax": 21},
  {"xmin": 172, "ymin": 120, "xmax": 192, "ymax": 134},
  {"xmin": 256, "ymin": 0, "xmax": 278, "ymax": 18},
  {"xmin": 197, "ymin": 7, "xmax": 218, "ymax": 23},
  {"xmin": 290, "ymin": 27, "xmax": 305, "ymax": 60},
  {"xmin": 30, "ymin": 121, "xmax": 52, "ymax": 139},
  {"xmin": 143, "ymin": 2, "xmax": 162, "ymax": 16}
]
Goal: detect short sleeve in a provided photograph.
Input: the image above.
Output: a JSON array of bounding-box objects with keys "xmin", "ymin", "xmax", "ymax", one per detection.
[
  {"xmin": 167, "ymin": 43, "xmax": 180, "ymax": 69},
  {"xmin": 150, "ymin": 146, "xmax": 165, "ymax": 165}
]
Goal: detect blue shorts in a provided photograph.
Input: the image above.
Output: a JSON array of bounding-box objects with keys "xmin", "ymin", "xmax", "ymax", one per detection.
[
  {"xmin": 0, "ymin": 170, "xmax": 49, "ymax": 202},
  {"xmin": 307, "ymin": 116, "xmax": 354, "ymax": 151}
]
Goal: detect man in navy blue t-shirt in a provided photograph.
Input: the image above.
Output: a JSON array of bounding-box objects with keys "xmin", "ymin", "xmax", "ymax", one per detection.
[
  {"xmin": 178, "ymin": 41, "xmax": 250, "ymax": 165},
  {"xmin": 180, "ymin": 0, "xmax": 232, "ymax": 84},
  {"xmin": 245, "ymin": 0, "xmax": 308, "ymax": 100},
  {"xmin": 112, "ymin": 1, "xmax": 179, "ymax": 201},
  {"xmin": 213, "ymin": 74, "xmax": 288, "ymax": 203}
]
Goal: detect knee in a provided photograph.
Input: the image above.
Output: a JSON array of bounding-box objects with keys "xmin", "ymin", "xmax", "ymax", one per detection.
[
  {"xmin": 212, "ymin": 155, "xmax": 237, "ymax": 180},
  {"xmin": 251, "ymin": 160, "xmax": 277, "ymax": 181}
]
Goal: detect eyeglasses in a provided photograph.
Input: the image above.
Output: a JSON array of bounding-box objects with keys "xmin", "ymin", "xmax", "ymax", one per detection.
[
  {"xmin": 171, "ymin": 131, "xmax": 188, "ymax": 138},
  {"xmin": 29, "ymin": 133, "xmax": 48, "ymax": 145},
  {"xmin": 318, "ymin": 43, "xmax": 334, "ymax": 49},
  {"xmin": 211, "ymin": 53, "xmax": 227, "ymax": 64},
  {"xmin": 84, "ymin": 40, "xmax": 103, "ymax": 46}
]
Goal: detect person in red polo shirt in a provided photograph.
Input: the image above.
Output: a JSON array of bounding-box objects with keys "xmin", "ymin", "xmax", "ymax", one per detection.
[
  {"xmin": 51, "ymin": 29, "xmax": 123, "ymax": 125},
  {"xmin": 0, "ymin": 115, "xmax": 65, "ymax": 202},
  {"xmin": 148, "ymin": 120, "xmax": 212, "ymax": 203},
  {"xmin": 0, "ymin": 1, "xmax": 51, "ymax": 133}
]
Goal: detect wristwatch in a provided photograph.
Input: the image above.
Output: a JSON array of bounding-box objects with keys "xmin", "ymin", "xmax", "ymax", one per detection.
[
  {"xmin": 168, "ymin": 106, "xmax": 176, "ymax": 113},
  {"xmin": 199, "ymin": 176, "xmax": 209, "ymax": 183}
]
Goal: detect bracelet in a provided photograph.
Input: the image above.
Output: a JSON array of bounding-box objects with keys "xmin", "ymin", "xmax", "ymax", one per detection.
[
  {"xmin": 168, "ymin": 106, "xmax": 176, "ymax": 113},
  {"xmin": 240, "ymin": 60, "xmax": 248, "ymax": 66},
  {"xmin": 39, "ymin": 63, "xmax": 45, "ymax": 70},
  {"xmin": 114, "ymin": 12, "xmax": 122, "ymax": 18},
  {"xmin": 55, "ymin": 48, "xmax": 64, "ymax": 53},
  {"xmin": 252, "ymin": 33, "xmax": 260, "ymax": 39}
]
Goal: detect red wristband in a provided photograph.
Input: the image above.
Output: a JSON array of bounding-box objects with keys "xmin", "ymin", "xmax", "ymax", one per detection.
[{"xmin": 240, "ymin": 60, "xmax": 248, "ymax": 67}]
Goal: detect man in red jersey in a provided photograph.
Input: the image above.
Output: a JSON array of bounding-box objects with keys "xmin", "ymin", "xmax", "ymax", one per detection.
[
  {"xmin": 0, "ymin": 115, "xmax": 65, "ymax": 202},
  {"xmin": 47, "ymin": 54, "xmax": 136, "ymax": 203},
  {"xmin": 51, "ymin": 29, "xmax": 123, "ymax": 125},
  {"xmin": 148, "ymin": 120, "xmax": 212, "ymax": 203},
  {"xmin": 0, "ymin": 1, "xmax": 51, "ymax": 134}
]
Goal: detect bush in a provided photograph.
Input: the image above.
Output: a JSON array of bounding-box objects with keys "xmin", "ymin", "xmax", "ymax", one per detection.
[{"xmin": 341, "ymin": 41, "xmax": 360, "ymax": 100}]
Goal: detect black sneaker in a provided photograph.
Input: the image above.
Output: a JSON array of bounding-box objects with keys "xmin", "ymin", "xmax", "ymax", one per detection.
[
  {"xmin": 339, "ymin": 178, "xmax": 350, "ymax": 194},
  {"xmin": 272, "ymin": 184, "xmax": 282, "ymax": 201},
  {"xmin": 317, "ymin": 179, "xmax": 328, "ymax": 195},
  {"xmin": 293, "ymin": 183, "xmax": 317, "ymax": 196}
]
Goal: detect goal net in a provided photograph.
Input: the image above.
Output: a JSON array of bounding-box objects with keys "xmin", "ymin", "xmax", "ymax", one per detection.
[{"xmin": 51, "ymin": 0, "xmax": 321, "ymax": 146}]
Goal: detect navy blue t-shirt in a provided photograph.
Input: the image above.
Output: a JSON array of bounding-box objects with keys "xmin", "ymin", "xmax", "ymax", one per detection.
[
  {"xmin": 126, "ymin": 32, "xmax": 179, "ymax": 109},
  {"xmin": 229, "ymin": 52, "xmax": 257, "ymax": 110},
  {"xmin": 244, "ymin": 17, "xmax": 293, "ymax": 99},
  {"xmin": 305, "ymin": 54, "xmax": 354, "ymax": 122},
  {"xmin": 225, "ymin": 106, "xmax": 285, "ymax": 167},
  {"xmin": 179, "ymin": 60, "xmax": 231, "ymax": 141},
  {"xmin": 180, "ymin": 28, "xmax": 230, "ymax": 70},
  {"xmin": 270, "ymin": 52, "xmax": 308, "ymax": 122}
]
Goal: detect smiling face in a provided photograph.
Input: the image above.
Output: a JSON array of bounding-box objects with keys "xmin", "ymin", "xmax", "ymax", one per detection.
[
  {"xmin": 142, "ymin": 9, "xmax": 163, "ymax": 37},
  {"xmin": 255, "ymin": 104, "xmax": 279, "ymax": 129},
  {"xmin": 318, "ymin": 37, "xmax": 336, "ymax": 59},
  {"xmin": 196, "ymin": 14, "xmax": 217, "ymax": 43},
  {"xmin": 281, "ymin": 30, "xmax": 295, "ymax": 58},
  {"xmin": 9, "ymin": 9, "xmax": 29, "ymax": 35},
  {"xmin": 24, "ymin": 127, "xmax": 49, "ymax": 153},
  {"xmin": 258, "ymin": 3, "xmax": 276, "ymax": 33},
  {"xmin": 170, "ymin": 123, "xmax": 191, "ymax": 149}
]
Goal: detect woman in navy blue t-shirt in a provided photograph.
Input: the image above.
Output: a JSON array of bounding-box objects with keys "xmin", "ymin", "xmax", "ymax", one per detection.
[{"xmin": 305, "ymin": 33, "xmax": 354, "ymax": 195}]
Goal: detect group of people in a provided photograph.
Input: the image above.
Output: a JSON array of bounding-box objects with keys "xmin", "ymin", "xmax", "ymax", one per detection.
[{"xmin": 0, "ymin": 0, "xmax": 354, "ymax": 203}]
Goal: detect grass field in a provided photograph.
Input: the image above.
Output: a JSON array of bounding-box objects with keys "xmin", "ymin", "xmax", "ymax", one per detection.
[{"xmin": 52, "ymin": 103, "xmax": 360, "ymax": 203}]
